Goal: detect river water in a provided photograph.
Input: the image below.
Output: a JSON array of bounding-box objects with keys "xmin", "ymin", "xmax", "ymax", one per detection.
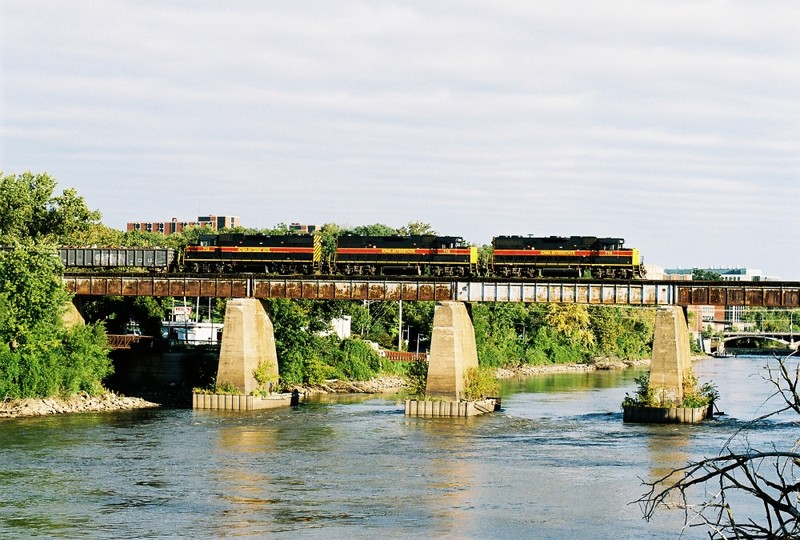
[{"xmin": 1, "ymin": 356, "xmax": 797, "ymax": 539}]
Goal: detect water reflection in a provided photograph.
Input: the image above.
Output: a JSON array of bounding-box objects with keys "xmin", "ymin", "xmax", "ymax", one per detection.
[{"xmin": 401, "ymin": 417, "xmax": 480, "ymax": 536}]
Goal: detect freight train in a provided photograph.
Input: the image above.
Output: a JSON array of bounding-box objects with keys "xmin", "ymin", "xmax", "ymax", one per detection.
[{"xmin": 57, "ymin": 233, "xmax": 645, "ymax": 279}]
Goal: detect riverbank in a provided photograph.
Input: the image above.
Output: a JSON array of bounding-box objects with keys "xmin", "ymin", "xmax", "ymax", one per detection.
[
  {"xmin": 0, "ymin": 391, "xmax": 160, "ymax": 419},
  {"xmin": 295, "ymin": 358, "xmax": 657, "ymax": 395},
  {"xmin": 294, "ymin": 375, "xmax": 409, "ymax": 396},
  {"xmin": 495, "ymin": 358, "xmax": 652, "ymax": 379}
]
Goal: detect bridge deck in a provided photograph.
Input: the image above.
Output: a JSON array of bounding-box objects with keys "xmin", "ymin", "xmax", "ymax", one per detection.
[{"xmin": 62, "ymin": 274, "xmax": 800, "ymax": 307}]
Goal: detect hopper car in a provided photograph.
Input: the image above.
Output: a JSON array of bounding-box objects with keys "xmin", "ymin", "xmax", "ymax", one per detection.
[{"xmin": 58, "ymin": 247, "xmax": 176, "ymax": 272}]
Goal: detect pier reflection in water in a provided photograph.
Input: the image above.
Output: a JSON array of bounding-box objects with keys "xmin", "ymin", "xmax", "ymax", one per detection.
[{"xmin": 0, "ymin": 357, "xmax": 795, "ymax": 538}]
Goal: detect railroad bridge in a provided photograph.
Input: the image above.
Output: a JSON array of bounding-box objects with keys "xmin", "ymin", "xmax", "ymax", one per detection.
[
  {"xmin": 61, "ymin": 274, "xmax": 800, "ymax": 307},
  {"xmin": 62, "ymin": 274, "xmax": 800, "ymax": 405}
]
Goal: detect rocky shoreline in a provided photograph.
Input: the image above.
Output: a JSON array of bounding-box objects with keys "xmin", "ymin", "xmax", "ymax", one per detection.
[
  {"xmin": 0, "ymin": 391, "xmax": 160, "ymax": 419},
  {"xmin": 297, "ymin": 359, "xmax": 654, "ymax": 395},
  {"xmin": 495, "ymin": 358, "xmax": 651, "ymax": 379},
  {"xmin": 295, "ymin": 375, "xmax": 409, "ymax": 395}
]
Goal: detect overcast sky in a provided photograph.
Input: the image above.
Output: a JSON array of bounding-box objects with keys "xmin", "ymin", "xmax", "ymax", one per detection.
[{"xmin": 2, "ymin": 1, "xmax": 798, "ymax": 278}]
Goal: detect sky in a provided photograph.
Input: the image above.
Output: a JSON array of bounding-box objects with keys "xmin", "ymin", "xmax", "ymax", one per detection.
[{"xmin": 1, "ymin": 1, "xmax": 798, "ymax": 278}]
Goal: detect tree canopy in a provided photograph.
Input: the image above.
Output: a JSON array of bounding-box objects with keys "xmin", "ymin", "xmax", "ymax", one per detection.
[
  {"xmin": 0, "ymin": 172, "xmax": 112, "ymax": 399},
  {"xmin": 0, "ymin": 171, "xmax": 102, "ymax": 245},
  {"xmin": 0, "ymin": 245, "xmax": 112, "ymax": 398},
  {"xmin": 692, "ymin": 268, "xmax": 722, "ymax": 281}
]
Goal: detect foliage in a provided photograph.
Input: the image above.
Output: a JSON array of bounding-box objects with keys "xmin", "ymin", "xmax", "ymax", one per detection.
[
  {"xmin": 462, "ymin": 366, "xmax": 500, "ymax": 400},
  {"xmin": 397, "ymin": 221, "xmax": 436, "ymax": 236},
  {"xmin": 681, "ymin": 373, "xmax": 720, "ymax": 408},
  {"xmin": 264, "ymin": 299, "xmax": 389, "ymax": 387},
  {"xmin": 0, "ymin": 245, "xmax": 112, "ymax": 399},
  {"xmin": 252, "ymin": 360, "xmax": 278, "ymax": 393},
  {"xmin": 214, "ymin": 380, "xmax": 239, "ymax": 394},
  {"xmin": 740, "ymin": 307, "xmax": 800, "ymax": 333},
  {"xmin": 0, "ymin": 171, "xmax": 102, "ymax": 245},
  {"xmin": 406, "ymin": 359, "xmax": 429, "ymax": 398},
  {"xmin": 638, "ymin": 354, "xmax": 800, "ymax": 538},
  {"xmin": 471, "ymin": 303, "xmax": 652, "ymax": 368},
  {"xmin": 621, "ymin": 372, "xmax": 718, "ymax": 409},
  {"xmin": 621, "ymin": 374, "xmax": 658, "ymax": 407},
  {"xmin": 589, "ymin": 306, "xmax": 655, "ymax": 360},
  {"xmin": 335, "ymin": 338, "xmax": 381, "ymax": 380},
  {"xmin": 692, "ymin": 268, "xmax": 722, "ymax": 281}
]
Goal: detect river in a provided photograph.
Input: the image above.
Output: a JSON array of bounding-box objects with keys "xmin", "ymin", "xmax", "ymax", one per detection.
[{"xmin": 0, "ymin": 356, "xmax": 797, "ymax": 539}]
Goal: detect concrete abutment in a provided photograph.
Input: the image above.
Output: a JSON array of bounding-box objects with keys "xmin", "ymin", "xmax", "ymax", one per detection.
[{"xmin": 63, "ymin": 299, "xmax": 86, "ymax": 328}]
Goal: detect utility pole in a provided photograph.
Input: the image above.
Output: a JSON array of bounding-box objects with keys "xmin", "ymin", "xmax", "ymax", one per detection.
[{"xmin": 397, "ymin": 300, "xmax": 403, "ymax": 351}]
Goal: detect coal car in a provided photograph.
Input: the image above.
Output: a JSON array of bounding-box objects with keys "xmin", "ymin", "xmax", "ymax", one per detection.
[{"xmin": 58, "ymin": 247, "xmax": 177, "ymax": 272}]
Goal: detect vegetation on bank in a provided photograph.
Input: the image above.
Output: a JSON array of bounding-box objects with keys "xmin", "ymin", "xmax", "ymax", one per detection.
[{"xmin": 0, "ymin": 172, "xmax": 112, "ymax": 399}]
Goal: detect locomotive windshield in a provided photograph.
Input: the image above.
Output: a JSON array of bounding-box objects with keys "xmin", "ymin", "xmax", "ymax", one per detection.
[{"xmin": 197, "ymin": 235, "xmax": 217, "ymax": 247}]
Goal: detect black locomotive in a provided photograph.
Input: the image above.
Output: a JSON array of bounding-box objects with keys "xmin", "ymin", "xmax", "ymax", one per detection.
[
  {"xmin": 334, "ymin": 235, "xmax": 477, "ymax": 276},
  {"xmin": 492, "ymin": 236, "xmax": 644, "ymax": 279},
  {"xmin": 184, "ymin": 234, "xmax": 321, "ymax": 274}
]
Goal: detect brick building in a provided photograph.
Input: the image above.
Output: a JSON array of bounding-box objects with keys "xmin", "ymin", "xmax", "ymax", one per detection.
[{"xmin": 127, "ymin": 215, "xmax": 240, "ymax": 236}]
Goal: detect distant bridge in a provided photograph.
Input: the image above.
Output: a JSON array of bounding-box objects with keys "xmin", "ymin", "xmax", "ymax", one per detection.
[
  {"xmin": 62, "ymin": 274, "xmax": 800, "ymax": 307},
  {"xmin": 721, "ymin": 331, "xmax": 798, "ymax": 350}
]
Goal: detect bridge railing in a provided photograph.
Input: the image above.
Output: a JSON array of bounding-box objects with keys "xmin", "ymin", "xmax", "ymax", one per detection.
[
  {"xmin": 106, "ymin": 334, "xmax": 153, "ymax": 350},
  {"xmin": 381, "ymin": 351, "xmax": 428, "ymax": 362}
]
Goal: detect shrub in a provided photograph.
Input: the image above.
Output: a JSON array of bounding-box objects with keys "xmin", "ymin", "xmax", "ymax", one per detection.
[
  {"xmin": 463, "ymin": 366, "xmax": 500, "ymax": 401},
  {"xmin": 406, "ymin": 359, "xmax": 429, "ymax": 398}
]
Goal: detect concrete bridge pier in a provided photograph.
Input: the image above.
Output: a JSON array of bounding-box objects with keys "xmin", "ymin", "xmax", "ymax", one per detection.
[
  {"xmin": 216, "ymin": 298, "xmax": 279, "ymax": 394},
  {"xmin": 648, "ymin": 306, "xmax": 692, "ymax": 404},
  {"xmin": 425, "ymin": 301, "xmax": 479, "ymax": 401},
  {"xmin": 62, "ymin": 298, "xmax": 86, "ymax": 328}
]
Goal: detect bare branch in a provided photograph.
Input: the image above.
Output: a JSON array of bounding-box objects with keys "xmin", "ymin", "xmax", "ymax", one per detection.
[{"xmin": 636, "ymin": 353, "xmax": 800, "ymax": 538}]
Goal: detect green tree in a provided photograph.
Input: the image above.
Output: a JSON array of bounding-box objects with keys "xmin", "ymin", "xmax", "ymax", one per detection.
[
  {"xmin": 398, "ymin": 221, "xmax": 437, "ymax": 236},
  {"xmin": 0, "ymin": 245, "xmax": 111, "ymax": 398},
  {"xmin": 589, "ymin": 306, "xmax": 655, "ymax": 359},
  {"xmin": 346, "ymin": 223, "xmax": 400, "ymax": 236},
  {"xmin": 0, "ymin": 171, "xmax": 101, "ymax": 244},
  {"xmin": 692, "ymin": 268, "xmax": 722, "ymax": 281}
]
